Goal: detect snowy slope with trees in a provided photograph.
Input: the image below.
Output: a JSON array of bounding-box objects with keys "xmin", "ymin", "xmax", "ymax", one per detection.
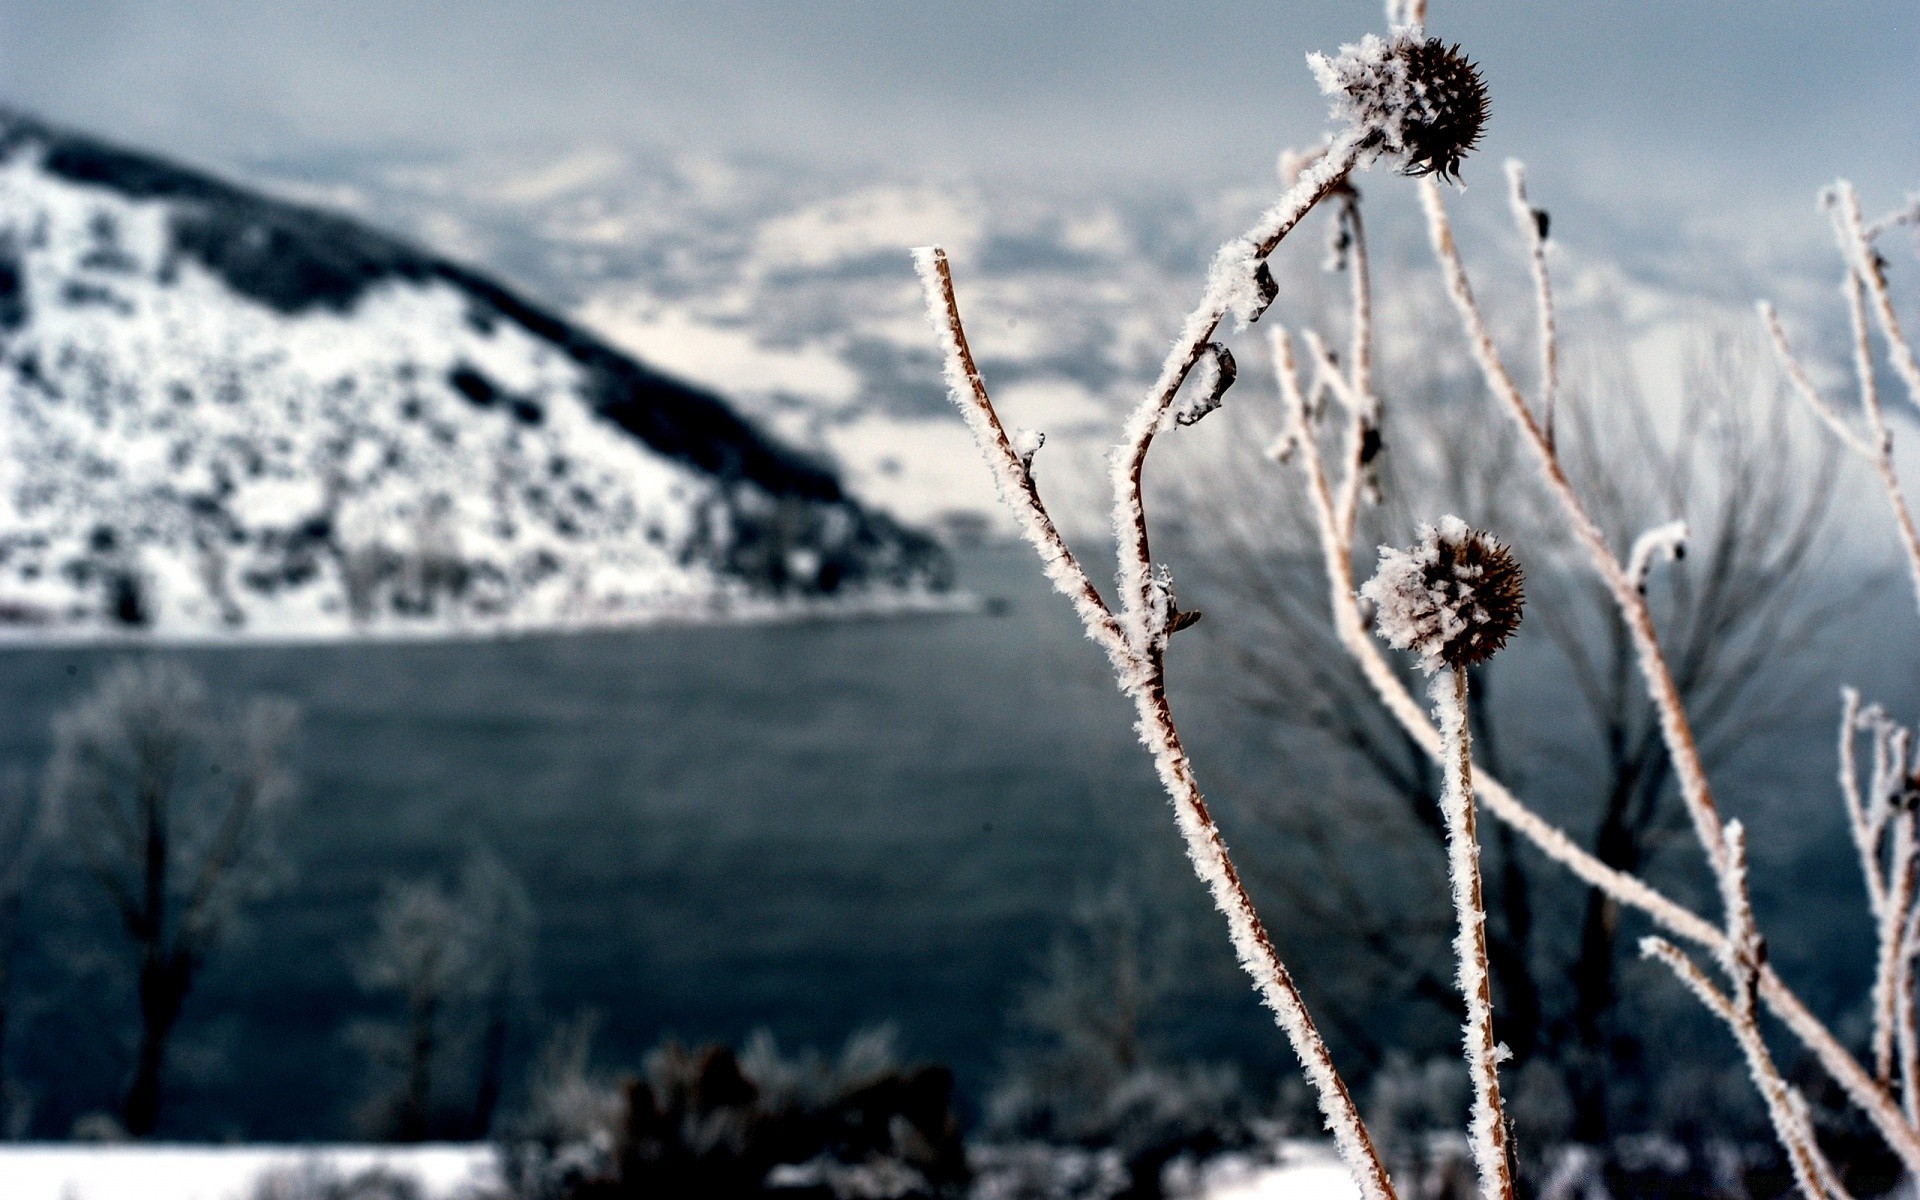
[{"xmin": 0, "ymin": 113, "xmax": 948, "ymax": 640}]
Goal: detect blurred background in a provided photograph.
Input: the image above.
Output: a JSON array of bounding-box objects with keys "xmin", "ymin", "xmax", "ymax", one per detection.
[{"xmin": 0, "ymin": 2, "xmax": 1915, "ymax": 1197}]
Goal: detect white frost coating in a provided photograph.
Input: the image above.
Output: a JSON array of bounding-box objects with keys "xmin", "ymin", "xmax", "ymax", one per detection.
[
  {"xmin": 1639, "ymin": 936, "xmax": 1846, "ymax": 1200},
  {"xmin": 919, "ymin": 226, "xmax": 1398, "ymax": 1199},
  {"xmin": 1504, "ymin": 161, "xmax": 1559, "ymax": 444},
  {"xmin": 1358, "ymin": 515, "xmax": 1472, "ymax": 673},
  {"xmin": 911, "ymin": 246, "xmax": 1134, "ymax": 679},
  {"xmin": 1431, "ymin": 669, "xmax": 1514, "ymax": 1200},
  {"xmin": 1128, "ymin": 691, "xmax": 1397, "ymax": 1200},
  {"xmin": 1168, "ymin": 344, "xmax": 1233, "ymax": 431},
  {"xmin": 1419, "ymin": 176, "xmax": 1733, "ymax": 885},
  {"xmin": 1626, "ymin": 520, "xmax": 1687, "ymax": 591},
  {"xmin": 1831, "ymin": 182, "xmax": 1920, "ymax": 415},
  {"xmin": 1292, "ymin": 196, "xmax": 1920, "ymax": 1171},
  {"xmin": 1011, "ymin": 427, "xmax": 1046, "ymax": 471},
  {"xmin": 1209, "ymin": 239, "xmax": 1273, "ymax": 330},
  {"xmin": 1110, "ymin": 126, "xmax": 1367, "ymax": 645},
  {"xmin": 1764, "ymin": 190, "xmax": 1920, "ymax": 625},
  {"xmin": 1308, "ymin": 32, "xmax": 1441, "ymax": 175}
]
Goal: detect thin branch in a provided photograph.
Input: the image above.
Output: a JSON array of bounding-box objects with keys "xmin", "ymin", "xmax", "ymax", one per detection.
[
  {"xmin": 911, "ymin": 248, "xmax": 1130, "ymax": 669},
  {"xmin": 1419, "ymin": 173, "xmax": 1729, "ymax": 881},
  {"xmin": 1435, "ymin": 667, "xmax": 1514, "ymax": 1200},
  {"xmin": 1505, "ymin": 162, "xmax": 1558, "ymax": 450},
  {"xmin": 1643, "ymin": 936, "xmax": 1851, "ymax": 1200}
]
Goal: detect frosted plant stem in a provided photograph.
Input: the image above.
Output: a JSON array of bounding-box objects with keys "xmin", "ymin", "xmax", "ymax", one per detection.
[
  {"xmin": 1275, "ymin": 326, "xmax": 1920, "ymax": 1172},
  {"xmin": 1331, "ymin": 200, "xmax": 1379, "ymax": 546},
  {"xmin": 1277, "ymin": 324, "xmax": 1718, "ymax": 952},
  {"xmin": 1419, "ymin": 175, "xmax": 1729, "ymax": 880},
  {"xmin": 1424, "ymin": 169, "xmax": 1920, "ymax": 1169},
  {"xmin": 1130, "ymin": 677, "xmax": 1398, "ymax": 1200},
  {"xmin": 1876, "ymin": 809, "xmax": 1918, "ymax": 1087},
  {"xmin": 1834, "ymin": 182, "xmax": 1920, "ymax": 411},
  {"xmin": 912, "ymin": 248, "xmax": 1132, "ymax": 673},
  {"xmin": 1899, "ymin": 901, "xmax": 1920, "ymax": 1125},
  {"xmin": 1643, "ymin": 937, "xmax": 1852, "ymax": 1200},
  {"xmin": 1505, "ymin": 163, "xmax": 1558, "ymax": 450},
  {"xmin": 1763, "ymin": 275, "xmax": 1920, "ymax": 622},
  {"xmin": 1838, "ymin": 691, "xmax": 1889, "ymax": 920},
  {"xmin": 1433, "ymin": 667, "xmax": 1515, "ymax": 1200},
  {"xmin": 1112, "ymin": 134, "xmax": 1363, "ymax": 657},
  {"xmin": 921, "ymin": 210, "xmax": 1398, "ymax": 1200}
]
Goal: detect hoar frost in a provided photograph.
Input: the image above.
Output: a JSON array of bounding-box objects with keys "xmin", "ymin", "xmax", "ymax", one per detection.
[
  {"xmin": 1361, "ymin": 516, "xmax": 1525, "ymax": 670},
  {"xmin": 1308, "ymin": 33, "xmax": 1488, "ymax": 183}
]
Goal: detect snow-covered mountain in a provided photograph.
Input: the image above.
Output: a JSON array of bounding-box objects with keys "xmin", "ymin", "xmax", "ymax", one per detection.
[
  {"xmin": 0, "ymin": 113, "xmax": 949, "ymax": 639},
  {"xmin": 265, "ymin": 144, "xmax": 1849, "ymax": 550}
]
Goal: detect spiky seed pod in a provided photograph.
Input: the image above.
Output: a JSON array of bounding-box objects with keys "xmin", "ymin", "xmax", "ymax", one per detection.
[
  {"xmin": 1310, "ymin": 34, "xmax": 1488, "ymax": 183},
  {"xmin": 1391, "ymin": 38, "xmax": 1487, "ymax": 181},
  {"xmin": 1360, "ymin": 516, "xmax": 1524, "ymax": 670}
]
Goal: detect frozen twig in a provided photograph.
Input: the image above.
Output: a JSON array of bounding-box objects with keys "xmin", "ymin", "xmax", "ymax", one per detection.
[
  {"xmin": 918, "ymin": 148, "xmax": 1401, "ymax": 1198},
  {"xmin": 1505, "ymin": 162, "xmax": 1559, "ymax": 450},
  {"xmin": 1437, "ymin": 666, "xmax": 1515, "ymax": 1200},
  {"xmin": 1415, "ymin": 168, "xmax": 1920, "ymax": 1172},
  {"xmin": 1640, "ymin": 824, "xmax": 1856, "ymax": 1200},
  {"xmin": 912, "ymin": 248, "xmax": 1131, "ymax": 674},
  {"xmin": 1626, "ymin": 520, "xmax": 1688, "ymax": 594},
  {"xmin": 1761, "ymin": 184, "xmax": 1920, "ymax": 621},
  {"xmin": 1360, "ymin": 518, "xmax": 1522, "ymax": 1197},
  {"xmin": 1277, "ymin": 179, "xmax": 1920, "ymax": 1171},
  {"xmin": 1831, "ymin": 182, "xmax": 1920, "ymax": 411},
  {"xmin": 1420, "ymin": 174, "xmax": 1728, "ymax": 879},
  {"xmin": 1112, "ymin": 135, "xmax": 1365, "ymax": 659},
  {"xmin": 1642, "ymin": 933, "xmax": 1852, "ymax": 1200}
]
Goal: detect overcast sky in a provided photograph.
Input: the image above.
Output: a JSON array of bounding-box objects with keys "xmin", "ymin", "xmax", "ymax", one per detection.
[{"xmin": 0, "ymin": 2, "xmax": 1913, "ymax": 235}]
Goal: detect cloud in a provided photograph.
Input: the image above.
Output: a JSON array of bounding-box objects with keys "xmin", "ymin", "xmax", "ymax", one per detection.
[{"xmin": 0, "ymin": 2, "xmax": 1911, "ymax": 226}]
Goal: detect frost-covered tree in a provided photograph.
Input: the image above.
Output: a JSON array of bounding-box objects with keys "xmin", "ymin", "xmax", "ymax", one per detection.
[
  {"xmin": 43, "ymin": 658, "xmax": 297, "ymax": 1137},
  {"xmin": 352, "ymin": 848, "xmax": 534, "ymax": 1141}
]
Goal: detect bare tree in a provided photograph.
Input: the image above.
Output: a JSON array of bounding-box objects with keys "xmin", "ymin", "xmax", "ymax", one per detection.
[
  {"xmin": 352, "ymin": 847, "xmax": 533, "ymax": 1141},
  {"xmin": 1165, "ymin": 324, "xmax": 1845, "ymax": 1143},
  {"xmin": 990, "ymin": 883, "xmax": 1179, "ymax": 1136},
  {"xmin": 43, "ymin": 658, "xmax": 297, "ymax": 1137},
  {"xmin": 459, "ymin": 849, "xmax": 535, "ymax": 1138}
]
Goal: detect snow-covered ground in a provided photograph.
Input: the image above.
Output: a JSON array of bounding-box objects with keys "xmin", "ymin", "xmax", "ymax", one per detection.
[
  {"xmin": 2, "ymin": 1143, "xmax": 499, "ymax": 1200},
  {"xmin": 0, "ymin": 1141, "xmax": 1361, "ymax": 1200}
]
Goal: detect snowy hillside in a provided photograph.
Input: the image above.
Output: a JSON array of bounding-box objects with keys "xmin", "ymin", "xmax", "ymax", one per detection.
[
  {"xmin": 0, "ymin": 114, "xmax": 947, "ymax": 639},
  {"xmin": 261, "ymin": 146, "xmax": 1843, "ymax": 545}
]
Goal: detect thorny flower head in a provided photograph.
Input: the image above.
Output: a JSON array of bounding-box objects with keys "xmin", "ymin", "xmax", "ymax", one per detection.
[
  {"xmin": 1309, "ymin": 32, "xmax": 1487, "ymax": 182},
  {"xmin": 1361, "ymin": 516, "xmax": 1524, "ymax": 671}
]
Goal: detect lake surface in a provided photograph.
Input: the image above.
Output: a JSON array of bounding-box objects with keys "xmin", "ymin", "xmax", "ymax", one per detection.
[
  {"xmin": 0, "ymin": 545, "xmax": 1909, "ymax": 1139},
  {"xmin": 2, "ymin": 547, "xmax": 1268, "ymax": 1138}
]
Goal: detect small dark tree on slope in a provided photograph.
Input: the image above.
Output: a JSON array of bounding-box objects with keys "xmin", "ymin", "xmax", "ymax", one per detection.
[{"xmin": 43, "ymin": 658, "xmax": 297, "ymax": 1137}]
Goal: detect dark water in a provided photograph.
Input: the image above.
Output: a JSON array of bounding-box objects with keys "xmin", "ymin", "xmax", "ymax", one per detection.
[
  {"xmin": 3, "ymin": 548, "xmax": 1260, "ymax": 1138},
  {"xmin": 1, "ymin": 546, "xmax": 1912, "ymax": 1139}
]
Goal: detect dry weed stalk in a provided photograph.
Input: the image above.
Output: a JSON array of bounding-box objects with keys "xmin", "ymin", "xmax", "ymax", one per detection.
[
  {"xmin": 919, "ymin": 0, "xmax": 1920, "ymax": 1193},
  {"xmin": 1307, "ymin": 124, "xmax": 1920, "ymax": 1198},
  {"xmin": 915, "ymin": 9, "xmax": 1505, "ymax": 1200}
]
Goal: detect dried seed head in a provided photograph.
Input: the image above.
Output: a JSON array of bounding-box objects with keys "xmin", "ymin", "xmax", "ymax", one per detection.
[
  {"xmin": 1360, "ymin": 516, "xmax": 1524, "ymax": 670},
  {"xmin": 1310, "ymin": 33, "xmax": 1487, "ymax": 183}
]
